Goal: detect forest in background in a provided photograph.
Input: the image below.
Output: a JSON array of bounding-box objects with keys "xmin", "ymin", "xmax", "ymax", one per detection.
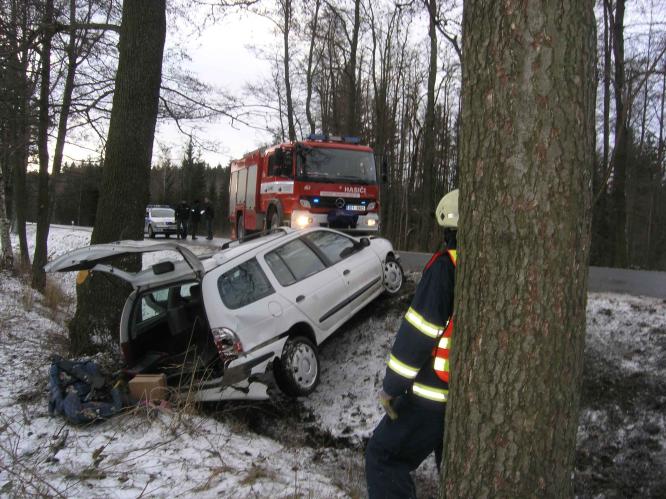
[{"xmin": 1, "ymin": 0, "xmax": 665, "ymax": 270}]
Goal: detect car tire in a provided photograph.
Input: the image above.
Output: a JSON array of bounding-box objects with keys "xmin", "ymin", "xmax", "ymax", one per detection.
[
  {"xmin": 237, "ymin": 215, "xmax": 245, "ymax": 241},
  {"xmin": 148, "ymin": 225, "xmax": 155, "ymax": 239},
  {"xmin": 165, "ymin": 233, "xmax": 170, "ymax": 239},
  {"xmin": 383, "ymin": 256, "xmax": 404, "ymax": 295},
  {"xmin": 274, "ymin": 336, "xmax": 320, "ymax": 397}
]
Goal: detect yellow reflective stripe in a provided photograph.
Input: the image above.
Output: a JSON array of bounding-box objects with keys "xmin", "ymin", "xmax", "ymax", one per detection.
[
  {"xmin": 433, "ymin": 357, "xmax": 449, "ymax": 372},
  {"xmin": 448, "ymin": 250, "xmax": 457, "ymax": 264},
  {"xmin": 412, "ymin": 383, "xmax": 448, "ymax": 402},
  {"xmin": 405, "ymin": 308, "xmax": 443, "ymax": 339},
  {"xmin": 438, "ymin": 336, "xmax": 450, "ymax": 349},
  {"xmin": 387, "ymin": 354, "xmax": 419, "ymax": 379}
]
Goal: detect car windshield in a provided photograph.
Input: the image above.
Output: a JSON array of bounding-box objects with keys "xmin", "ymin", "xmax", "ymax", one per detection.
[
  {"xmin": 296, "ymin": 147, "xmax": 376, "ymax": 184},
  {"xmin": 151, "ymin": 208, "xmax": 174, "ymax": 218}
]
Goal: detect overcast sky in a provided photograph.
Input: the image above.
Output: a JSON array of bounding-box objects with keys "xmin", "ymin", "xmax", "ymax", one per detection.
[{"xmin": 156, "ymin": 11, "xmax": 275, "ymax": 167}]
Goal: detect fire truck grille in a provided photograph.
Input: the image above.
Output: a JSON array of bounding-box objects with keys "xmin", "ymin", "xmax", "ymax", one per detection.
[{"xmin": 302, "ymin": 196, "xmax": 372, "ymax": 211}]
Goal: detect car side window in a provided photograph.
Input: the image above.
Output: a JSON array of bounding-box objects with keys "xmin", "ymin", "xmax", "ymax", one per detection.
[
  {"xmin": 303, "ymin": 231, "xmax": 356, "ymax": 265},
  {"xmin": 265, "ymin": 238, "xmax": 325, "ymax": 285},
  {"xmin": 217, "ymin": 258, "xmax": 274, "ymax": 309}
]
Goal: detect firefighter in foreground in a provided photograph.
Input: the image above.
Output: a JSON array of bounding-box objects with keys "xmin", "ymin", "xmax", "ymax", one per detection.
[{"xmin": 365, "ymin": 189, "xmax": 458, "ymax": 499}]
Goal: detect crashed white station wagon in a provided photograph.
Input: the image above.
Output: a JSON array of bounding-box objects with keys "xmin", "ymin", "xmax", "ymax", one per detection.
[{"xmin": 45, "ymin": 227, "xmax": 404, "ymax": 401}]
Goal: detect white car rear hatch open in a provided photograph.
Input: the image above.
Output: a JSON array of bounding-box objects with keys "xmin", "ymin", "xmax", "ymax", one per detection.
[{"xmin": 44, "ymin": 240, "xmax": 205, "ymax": 289}]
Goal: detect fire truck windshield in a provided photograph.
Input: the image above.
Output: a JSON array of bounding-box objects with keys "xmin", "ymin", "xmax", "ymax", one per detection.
[{"xmin": 296, "ymin": 146, "xmax": 377, "ymax": 184}]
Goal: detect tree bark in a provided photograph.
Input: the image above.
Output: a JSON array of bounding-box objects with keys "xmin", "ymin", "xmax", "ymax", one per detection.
[
  {"xmin": 31, "ymin": 0, "xmax": 55, "ymax": 291},
  {"xmin": 0, "ymin": 161, "xmax": 13, "ymax": 270},
  {"xmin": 441, "ymin": 1, "xmax": 595, "ymax": 497},
  {"xmin": 68, "ymin": 0, "xmax": 166, "ymax": 354},
  {"xmin": 305, "ymin": 0, "xmax": 321, "ymax": 136},
  {"xmin": 609, "ymin": 0, "xmax": 628, "ymax": 267},
  {"xmin": 281, "ymin": 0, "xmax": 296, "ymax": 141},
  {"xmin": 420, "ymin": 0, "xmax": 437, "ymax": 245}
]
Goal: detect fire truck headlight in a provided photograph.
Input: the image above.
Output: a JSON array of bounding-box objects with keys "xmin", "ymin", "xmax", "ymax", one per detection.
[
  {"xmin": 367, "ymin": 219, "xmax": 377, "ymax": 227},
  {"xmin": 367, "ymin": 202, "xmax": 376, "ymax": 210},
  {"xmin": 296, "ymin": 215, "xmax": 313, "ymax": 228}
]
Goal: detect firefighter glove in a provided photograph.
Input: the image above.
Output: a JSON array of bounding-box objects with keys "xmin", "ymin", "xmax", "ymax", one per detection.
[{"xmin": 379, "ymin": 390, "xmax": 398, "ymax": 420}]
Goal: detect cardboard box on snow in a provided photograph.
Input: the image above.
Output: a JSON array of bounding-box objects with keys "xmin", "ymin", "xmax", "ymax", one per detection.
[{"xmin": 129, "ymin": 374, "xmax": 168, "ymax": 402}]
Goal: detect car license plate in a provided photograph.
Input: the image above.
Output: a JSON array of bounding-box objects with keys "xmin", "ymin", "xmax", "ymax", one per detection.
[{"xmin": 346, "ymin": 205, "xmax": 365, "ymax": 212}]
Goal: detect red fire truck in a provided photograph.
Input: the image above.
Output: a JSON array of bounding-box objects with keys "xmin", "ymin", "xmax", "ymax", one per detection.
[{"xmin": 229, "ymin": 134, "xmax": 381, "ymax": 239}]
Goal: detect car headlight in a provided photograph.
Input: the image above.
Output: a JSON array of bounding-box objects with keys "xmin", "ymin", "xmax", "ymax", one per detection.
[
  {"xmin": 211, "ymin": 327, "xmax": 243, "ymax": 364},
  {"xmin": 367, "ymin": 202, "xmax": 376, "ymax": 210},
  {"xmin": 367, "ymin": 219, "xmax": 377, "ymax": 227}
]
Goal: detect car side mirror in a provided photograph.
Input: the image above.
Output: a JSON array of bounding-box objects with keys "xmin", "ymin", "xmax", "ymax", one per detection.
[{"xmin": 359, "ymin": 237, "xmax": 370, "ymax": 248}]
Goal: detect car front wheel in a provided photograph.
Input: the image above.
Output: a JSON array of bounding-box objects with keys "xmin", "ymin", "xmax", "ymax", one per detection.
[
  {"xmin": 383, "ymin": 256, "xmax": 404, "ymax": 295},
  {"xmin": 148, "ymin": 225, "xmax": 155, "ymax": 239},
  {"xmin": 274, "ymin": 336, "xmax": 320, "ymax": 397}
]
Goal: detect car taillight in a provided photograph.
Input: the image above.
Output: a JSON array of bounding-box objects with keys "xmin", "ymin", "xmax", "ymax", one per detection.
[{"xmin": 211, "ymin": 327, "xmax": 243, "ymax": 364}]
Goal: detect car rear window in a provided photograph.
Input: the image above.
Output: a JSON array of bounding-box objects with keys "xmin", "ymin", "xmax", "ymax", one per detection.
[
  {"xmin": 265, "ymin": 238, "xmax": 325, "ymax": 286},
  {"xmin": 217, "ymin": 258, "xmax": 274, "ymax": 309},
  {"xmin": 151, "ymin": 208, "xmax": 174, "ymax": 217}
]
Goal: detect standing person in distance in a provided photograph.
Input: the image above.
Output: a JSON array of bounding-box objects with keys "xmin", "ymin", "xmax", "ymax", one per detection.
[
  {"xmin": 203, "ymin": 197, "xmax": 215, "ymax": 240},
  {"xmin": 189, "ymin": 199, "xmax": 201, "ymax": 240},
  {"xmin": 175, "ymin": 200, "xmax": 189, "ymax": 240},
  {"xmin": 365, "ymin": 189, "xmax": 459, "ymax": 499}
]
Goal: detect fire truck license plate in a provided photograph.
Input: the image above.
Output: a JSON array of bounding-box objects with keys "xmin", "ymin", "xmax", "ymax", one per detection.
[{"xmin": 346, "ymin": 205, "xmax": 366, "ymax": 211}]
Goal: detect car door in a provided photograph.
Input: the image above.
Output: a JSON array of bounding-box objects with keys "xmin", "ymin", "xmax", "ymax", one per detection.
[
  {"xmin": 302, "ymin": 230, "xmax": 383, "ymax": 315},
  {"xmin": 262, "ymin": 237, "xmax": 348, "ymax": 336}
]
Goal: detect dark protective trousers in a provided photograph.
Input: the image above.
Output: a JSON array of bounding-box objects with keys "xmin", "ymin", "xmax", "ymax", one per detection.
[{"xmin": 365, "ymin": 395, "xmax": 445, "ymax": 499}]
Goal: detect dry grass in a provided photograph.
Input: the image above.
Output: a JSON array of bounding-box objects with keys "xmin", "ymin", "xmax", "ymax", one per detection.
[
  {"xmin": 328, "ymin": 452, "xmax": 367, "ymax": 499},
  {"xmin": 43, "ymin": 277, "xmax": 74, "ymax": 323}
]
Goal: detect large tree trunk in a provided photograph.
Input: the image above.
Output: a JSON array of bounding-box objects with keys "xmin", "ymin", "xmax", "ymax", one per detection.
[
  {"xmin": 304, "ymin": 0, "xmax": 321, "ymax": 136},
  {"xmin": 420, "ymin": 0, "xmax": 437, "ymax": 246},
  {"xmin": 441, "ymin": 1, "xmax": 595, "ymax": 497},
  {"xmin": 68, "ymin": 0, "xmax": 166, "ymax": 354},
  {"xmin": 281, "ymin": 0, "xmax": 296, "ymax": 141},
  {"xmin": 609, "ymin": 0, "xmax": 628, "ymax": 267},
  {"xmin": 0, "ymin": 163, "xmax": 13, "ymax": 270},
  {"xmin": 31, "ymin": 0, "xmax": 55, "ymax": 291}
]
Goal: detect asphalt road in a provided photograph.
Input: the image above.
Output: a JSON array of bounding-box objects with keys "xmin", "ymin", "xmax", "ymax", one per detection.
[
  {"xmin": 398, "ymin": 251, "xmax": 666, "ymax": 299},
  {"xmin": 47, "ymin": 225, "xmax": 665, "ymax": 298}
]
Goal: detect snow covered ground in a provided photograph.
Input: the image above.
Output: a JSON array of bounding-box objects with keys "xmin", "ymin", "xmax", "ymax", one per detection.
[{"xmin": 1, "ymin": 225, "xmax": 665, "ymax": 497}]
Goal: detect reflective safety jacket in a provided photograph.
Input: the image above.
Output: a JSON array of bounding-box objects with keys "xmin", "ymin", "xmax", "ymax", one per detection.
[{"xmin": 382, "ymin": 249, "xmax": 456, "ymax": 407}]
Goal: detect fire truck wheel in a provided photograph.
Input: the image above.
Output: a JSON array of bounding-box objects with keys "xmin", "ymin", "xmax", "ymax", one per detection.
[
  {"xmin": 268, "ymin": 209, "xmax": 280, "ymax": 230},
  {"xmin": 237, "ymin": 215, "xmax": 245, "ymax": 241},
  {"xmin": 274, "ymin": 336, "xmax": 320, "ymax": 397},
  {"xmin": 383, "ymin": 256, "xmax": 404, "ymax": 295}
]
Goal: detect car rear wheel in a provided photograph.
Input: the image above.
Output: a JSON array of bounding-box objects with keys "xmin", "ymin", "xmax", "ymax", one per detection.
[
  {"xmin": 274, "ymin": 336, "xmax": 320, "ymax": 397},
  {"xmin": 148, "ymin": 225, "xmax": 155, "ymax": 239},
  {"xmin": 383, "ymin": 256, "xmax": 404, "ymax": 295}
]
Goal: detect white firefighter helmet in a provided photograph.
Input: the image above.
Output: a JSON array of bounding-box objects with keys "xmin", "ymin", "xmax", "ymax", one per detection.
[{"xmin": 435, "ymin": 189, "xmax": 459, "ymax": 228}]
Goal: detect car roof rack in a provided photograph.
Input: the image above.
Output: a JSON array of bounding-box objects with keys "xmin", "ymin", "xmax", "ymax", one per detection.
[{"xmin": 220, "ymin": 227, "xmax": 289, "ymax": 250}]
